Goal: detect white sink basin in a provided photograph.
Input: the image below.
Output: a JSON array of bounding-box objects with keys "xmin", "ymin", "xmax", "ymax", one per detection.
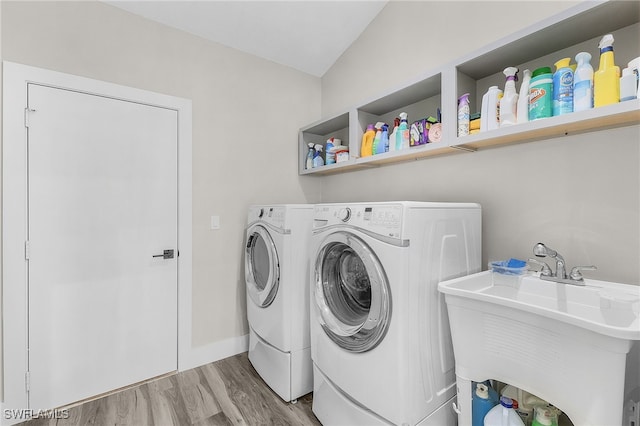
[{"xmin": 438, "ymin": 271, "xmax": 640, "ymax": 426}]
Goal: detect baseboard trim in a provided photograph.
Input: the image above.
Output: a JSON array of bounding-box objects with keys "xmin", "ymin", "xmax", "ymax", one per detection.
[{"xmin": 182, "ymin": 334, "xmax": 249, "ymax": 371}]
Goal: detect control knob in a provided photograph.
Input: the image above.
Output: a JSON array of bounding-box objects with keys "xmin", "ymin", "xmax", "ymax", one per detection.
[{"xmin": 338, "ymin": 207, "xmax": 351, "ymax": 222}]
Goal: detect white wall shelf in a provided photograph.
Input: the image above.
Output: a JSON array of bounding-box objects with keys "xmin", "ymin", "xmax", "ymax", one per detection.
[{"xmin": 299, "ymin": 0, "xmax": 640, "ymax": 176}]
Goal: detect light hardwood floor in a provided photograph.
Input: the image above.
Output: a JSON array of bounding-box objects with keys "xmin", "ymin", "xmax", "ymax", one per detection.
[{"xmin": 20, "ymin": 352, "xmax": 321, "ymax": 425}]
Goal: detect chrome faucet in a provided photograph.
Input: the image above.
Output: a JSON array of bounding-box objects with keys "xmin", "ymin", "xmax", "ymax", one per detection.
[{"xmin": 532, "ymin": 243, "xmax": 596, "ymax": 286}]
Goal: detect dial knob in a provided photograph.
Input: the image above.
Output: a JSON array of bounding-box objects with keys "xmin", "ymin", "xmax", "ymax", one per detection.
[{"xmin": 338, "ymin": 207, "xmax": 351, "ymax": 222}]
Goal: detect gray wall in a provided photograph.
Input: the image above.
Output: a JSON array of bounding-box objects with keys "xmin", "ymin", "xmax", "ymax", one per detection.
[{"xmin": 319, "ymin": 1, "xmax": 640, "ymax": 285}]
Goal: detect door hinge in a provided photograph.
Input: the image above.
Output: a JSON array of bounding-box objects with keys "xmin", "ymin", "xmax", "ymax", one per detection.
[
  {"xmin": 25, "ymin": 241, "xmax": 31, "ymax": 260},
  {"xmin": 24, "ymin": 108, "xmax": 36, "ymax": 128},
  {"xmin": 25, "ymin": 371, "xmax": 30, "ymax": 392}
]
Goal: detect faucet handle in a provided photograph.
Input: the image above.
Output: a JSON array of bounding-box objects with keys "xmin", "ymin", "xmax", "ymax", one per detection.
[
  {"xmin": 569, "ymin": 265, "xmax": 597, "ymax": 281},
  {"xmin": 528, "ymin": 258, "xmax": 552, "ymax": 276}
]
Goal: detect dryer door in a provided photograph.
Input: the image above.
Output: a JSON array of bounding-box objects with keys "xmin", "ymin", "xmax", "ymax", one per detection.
[
  {"xmin": 314, "ymin": 232, "xmax": 391, "ymax": 353},
  {"xmin": 246, "ymin": 225, "xmax": 280, "ymax": 308}
]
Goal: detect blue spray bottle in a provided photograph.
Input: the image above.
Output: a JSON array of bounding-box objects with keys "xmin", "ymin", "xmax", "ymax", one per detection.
[
  {"xmin": 378, "ymin": 124, "xmax": 389, "ymax": 154},
  {"xmin": 312, "ymin": 144, "xmax": 324, "ymax": 168}
]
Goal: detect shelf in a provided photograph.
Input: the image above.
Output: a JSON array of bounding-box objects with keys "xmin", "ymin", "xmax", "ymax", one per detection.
[
  {"xmin": 454, "ymin": 100, "xmax": 640, "ymax": 151},
  {"xmin": 299, "ymin": 0, "xmax": 640, "ymax": 176}
]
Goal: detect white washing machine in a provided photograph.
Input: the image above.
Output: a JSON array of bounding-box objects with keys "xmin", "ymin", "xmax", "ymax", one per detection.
[
  {"xmin": 245, "ymin": 204, "xmax": 314, "ymax": 402},
  {"xmin": 310, "ymin": 201, "xmax": 481, "ymax": 425}
]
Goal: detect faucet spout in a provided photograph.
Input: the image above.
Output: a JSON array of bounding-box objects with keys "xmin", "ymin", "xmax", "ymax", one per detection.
[{"xmin": 533, "ymin": 243, "xmax": 566, "ymax": 279}]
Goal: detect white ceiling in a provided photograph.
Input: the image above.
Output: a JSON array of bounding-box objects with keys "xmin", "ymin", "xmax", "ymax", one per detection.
[{"xmin": 105, "ymin": 1, "xmax": 388, "ymax": 77}]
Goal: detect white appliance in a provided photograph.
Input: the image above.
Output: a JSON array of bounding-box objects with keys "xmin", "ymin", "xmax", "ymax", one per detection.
[
  {"xmin": 245, "ymin": 204, "xmax": 314, "ymax": 402},
  {"xmin": 310, "ymin": 201, "xmax": 481, "ymax": 425}
]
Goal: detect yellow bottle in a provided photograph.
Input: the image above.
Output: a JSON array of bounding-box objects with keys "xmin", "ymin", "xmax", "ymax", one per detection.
[
  {"xmin": 594, "ymin": 34, "xmax": 620, "ymax": 107},
  {"xmin": 360, "ymin": 124, "xmax": 375, "ymax": 157}
]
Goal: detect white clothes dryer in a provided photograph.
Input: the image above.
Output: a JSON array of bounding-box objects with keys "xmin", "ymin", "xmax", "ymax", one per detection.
[
  {"xmin": 245, "ymin": 204, "xmax": 314, "ymax": 402},
  {"xmin": 310, "ymin": 201, "xmax": 481, "ymax": 425}
]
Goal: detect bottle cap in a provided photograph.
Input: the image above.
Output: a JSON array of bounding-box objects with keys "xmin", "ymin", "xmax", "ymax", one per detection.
[
  {"xmin": 532, "ymin": 67, "xmax": 552, "ymax": 77},
  {"xmin": 475, "ymin": 383, "xmax": 489, "ymax": 399},
  {"xmin": 499, "ymin": 396, "xmax": 514, "ymax": 408}
]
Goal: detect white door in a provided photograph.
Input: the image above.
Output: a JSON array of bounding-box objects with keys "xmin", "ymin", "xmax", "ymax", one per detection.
[{"xmin": 26, "ymin": 83, "xmax": 178, "ymax": 410}]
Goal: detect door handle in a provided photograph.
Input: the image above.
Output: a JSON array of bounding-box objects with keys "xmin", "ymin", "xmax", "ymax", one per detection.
[{"xmin": 153, "ymin": 249, "xmax": 174, "ymax": 259}]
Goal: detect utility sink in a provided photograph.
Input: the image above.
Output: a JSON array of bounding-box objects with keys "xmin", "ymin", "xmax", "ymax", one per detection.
[{"xmin": 438, "ymin": 271, "xmax": 640, "ymax": 426}]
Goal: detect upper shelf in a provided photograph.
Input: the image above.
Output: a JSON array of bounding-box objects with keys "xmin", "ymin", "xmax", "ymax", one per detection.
[{"xmin": 299, "ymin": 0, "xmax": 640, "ymax": 176}]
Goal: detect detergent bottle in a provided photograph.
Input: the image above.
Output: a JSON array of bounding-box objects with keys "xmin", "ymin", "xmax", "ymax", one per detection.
[
  {"xmin": 594, "ymin": 34, "xmax": 620, "ymax": 107},
  {"xmin": 398, "ymin": 112, "xmax": 410, "ymax": 150},
  {"xmin": 360, "ymin": 124, "xmax": 375, "ymax": 157},
  {"xmin": 553, "ymin": 58, "xmax": 574, "ymax": 115},
  {"xmin": 516, "ymin": 69, "xmax": 531, "ymax": 124},
  {"xmin": 500, "ymin": 67, "xmax": 519, "ymax": 126},
  {"xmin": 573, "ymin": 52, "xmax": 594, "ymax": 112},
  {"xmin": 388, "ymin": 117, "xmax": 399, "ymax": 152},
  {"xmin": 481, "ymin": 86, "xmax": 503, "ymax": 131},
  {"xmin": 457, "ymin": 93, "xmax": 470, "ymax": 136},
  {"xmin": 620, "ymin": 67, "xmax": 637, "ymax": 101},
  {"xmin": 312, "ymin": 144, "xmax": 324, "ymax": 168},
  {"xmin": 372, "ymin": 122, "xmax": 384, "ymax": 155},
  {"xmin": 484, "ymin": 397, "xmax": 525, "ymax": 426},
  {"xmin": 325, "ymin": 138, "xmax": 336, "ymax": 165},
  {"xmin": 473, "ymin": 383, "xmax": 497, "ymax": 426},
  {"xmin": 305, "ymin": 143, "xmax": 315, "ymax": 170}
]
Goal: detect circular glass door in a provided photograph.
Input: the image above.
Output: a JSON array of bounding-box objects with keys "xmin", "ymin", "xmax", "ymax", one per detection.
[
  {"xmin": 245, "ymin": 225, "xmax": 280, "ymax": 308},
  {"xmin": 314, "ymin": 232, "xmax": 391, "ymax": 353}
]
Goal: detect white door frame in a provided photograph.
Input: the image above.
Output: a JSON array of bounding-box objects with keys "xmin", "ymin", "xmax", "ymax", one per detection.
[{"xmin": 1, "ymin": 61, "xmax": 193, "ymax": 418}]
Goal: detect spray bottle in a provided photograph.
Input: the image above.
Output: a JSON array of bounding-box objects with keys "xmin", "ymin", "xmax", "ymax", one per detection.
[
  {"xmin": 553, "ymin": 58, "xmax": 574, "ymax": 115},
  {"xmin": 517, "ymin": 69, "xmax": 531, "ymax": 123},
  {"xmin": 377, "ymin": 124, "xmax": 389, "ymax": 154},
  {"xmin": 457, "ymin": 93, "xmax": 470, "ymax": 136},
  {"xmin": 312, "ymin": 144, "xmax": 324, "ymax": 168},
  {"xmin": 305, "ymin": 143, "xmax": 315, "ymax": 170},
  {"xmin": 398, "ymin": 112, "xmax": 410, "ymax": 150},
  {"xmin": 594, "ymin": 34, "xmax": 620, "ymax": 107},
  {"xmin": 500, "ymin": 67, "xmax": 519, "ymax": 126},
  {"xmin": 388, "ymin": 118, "xmax": 399, "ymax": 152},
  {"xmin": 573, "ymin": 52, "xmax": 594, "ymax": 112},
  {"xmin": 372, "ymin": 122, "xmax": 384, "ymax": 154},
  {"xmin": 360, "ymin": 124, "xmax": 375, "ymax": 157},
  {"xmin": 325, "ymin": 138, "xmax": 336, "ymax": 165},
  {"xmin": 629, "ymin": 57, "xmax": 640, "ymax": 99}
]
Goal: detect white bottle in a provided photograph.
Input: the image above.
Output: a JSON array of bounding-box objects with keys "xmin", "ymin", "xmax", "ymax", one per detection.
[
  {"xmin": 500, "ymin": 67, "xmax": 519, "ymax": 127},
  {"xmin": 629, "ymin": 57, "xmax": 640, "ymax": 99},
  {"xmin": 516, "ymin": 69, "xmax": 531, "ymax": 124},
  {"xmin": 481, "ymin": 86, "xmax": 503, "ymax": 132},
  {"xmin": 620, "ymin": 67, "xmax": 637, "ymax": 101},
  {"xmin": 573, "ymin": 51, "xmax": 594, "ymax": 112},
  {"xmin": 484, "ymin": 397, "xmax": 525, "ymax": 426}
]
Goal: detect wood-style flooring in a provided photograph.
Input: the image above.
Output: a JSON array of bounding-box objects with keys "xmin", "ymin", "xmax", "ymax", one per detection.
[{"xmin": 20, "ymin": 352, "xmax": 321, "ymax": 426}]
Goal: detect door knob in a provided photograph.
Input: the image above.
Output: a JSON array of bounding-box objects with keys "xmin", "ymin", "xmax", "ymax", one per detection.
[{"xmin": 153, "ymin": 249, "xmax": 174, "ymax": 259}]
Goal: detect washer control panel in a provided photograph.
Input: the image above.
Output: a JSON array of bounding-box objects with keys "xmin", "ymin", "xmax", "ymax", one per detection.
[
  {"xmin": 314, "ymin": 204, "xmax": 404, "ymax": 238},
  {"xmin": 248, "ymin": 205, "xmax": 286, "ymax": 227}
]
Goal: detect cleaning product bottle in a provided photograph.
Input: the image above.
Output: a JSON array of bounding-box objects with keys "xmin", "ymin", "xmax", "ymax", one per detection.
[
  {"xmin": 481, "ymin": 86, "xmax": 503, "ymax": 131},
  {"xmin": 457, "ymin": 93, "xmax": 470, "ymax": 136},
  {"xmin": 473, "ymin": 383, "xmax": 497, "ymax": 426},
  {"xmin": 360, "ymin": 124, "xmax": 375, "ymax": 157},
  {"xmin": 552, "ymin": 58, "xmax": 574, "ymax": 115},
  {"xmin": 484, "ymin": 397, "xmax": 525, "ymax": 426},
  {"xmin": 529, "ymin": 67, "xmax": 553, "ymax": 120},
  {"xmin": 620, "ymin": 67, "xmax": 637, "ymax": 101},
  {"xmin": 388, "ymin": 118, "xmax": 399, "ymax": 152},
  {"xmin": 312, "ymin": 144, "xmax": 324, "ymax": 168},
  {"xmin": 398, "ymin": 112, "xmax": 410, "ymax": 150},
  {"xmin": 377, "ymin": 123, "xmax": 389, "ymax": 154},
  {"xmin": 305, "ymin": 143, "xmax": 315, "ymax": 170},
  {"xmin": 372, "ymin": 122, "xmax": 384, "ymax": 155},
  {"xmin": 517, "ymin": 69, "xmax": 531, "ymax": 124},
  {"xmin": 325, "ymin": 138, "xmax": 336, "ymax": 165},
  {"xmin": 594, "ymin": 34, "xmax": 620, "ymax": 107},
  {"xmin": 531, "ymin": 406, "xmax": 560, "ymax": 426},
  {"xmin": 500, "ymin": 67, "xmax": 519, "ymax": 126},
  {"xmin": 629, "ymin": 57, "xmax": 640, "ymax": 99},
  {"xmin": 573, "ymin": 52, "xmax": 594, "ymax": 112}
]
